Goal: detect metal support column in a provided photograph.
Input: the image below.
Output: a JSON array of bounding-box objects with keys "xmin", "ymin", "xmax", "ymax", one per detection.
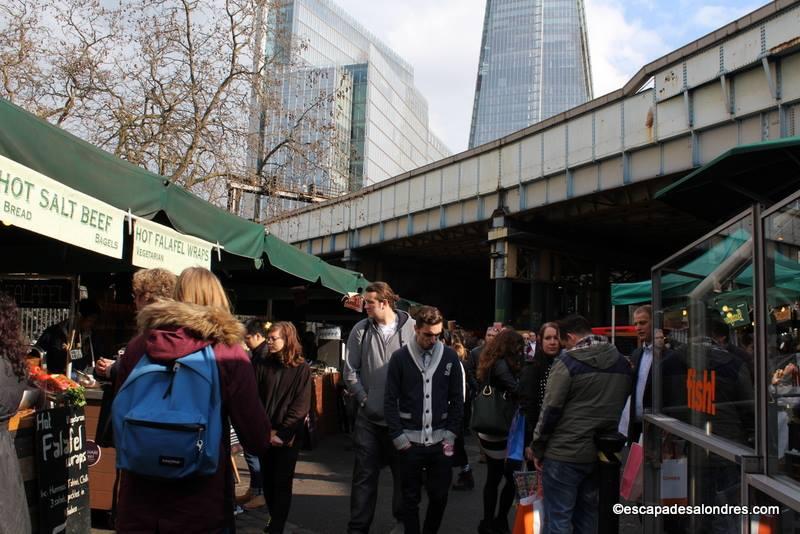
[{"xmin": 495, "ymin": 278, "xmax": 512, "ymax": 325}]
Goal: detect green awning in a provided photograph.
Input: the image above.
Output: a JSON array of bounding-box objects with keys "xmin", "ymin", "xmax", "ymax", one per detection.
[
  {"xmin": 612, "ymin": 229, "xmax": 800, "ymax": 305},
  {"xmin": 611, "ymin": 228, "xmax": 750, "ymax": 305},
  {"xmin": 655, "ymin": 136, "xmax": 800, "ymax": 222},
  {"xmin": 0, "ymin": 98, "xmax": 265, "ymax": 258},
  {"xmin": 319, "ymin": 262, "xmax": 368, "ymax": 294},
  {"xmin": 0, "ymin": 98, "xmax": 364, "ymax": 295}
]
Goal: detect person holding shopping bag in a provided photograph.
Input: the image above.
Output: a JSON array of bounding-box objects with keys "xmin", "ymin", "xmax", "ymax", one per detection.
[{"xmin": 474, "ymin": 329, "xmax": 526, "ymax": 534}]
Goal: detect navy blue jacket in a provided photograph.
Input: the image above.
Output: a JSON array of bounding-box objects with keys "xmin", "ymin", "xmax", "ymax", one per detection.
[{"xmin": 384, "ymin": 341, "xmax": 464, "ymax": 449}]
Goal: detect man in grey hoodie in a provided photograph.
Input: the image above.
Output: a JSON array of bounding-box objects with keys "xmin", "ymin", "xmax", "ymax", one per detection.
[
  {"xmin": 345, "ymin": 281, "xmax": 416, "ymax": 534},
  {"xmin": 528, "ymin": 315, "xmax": 631, "ymax": 534}
]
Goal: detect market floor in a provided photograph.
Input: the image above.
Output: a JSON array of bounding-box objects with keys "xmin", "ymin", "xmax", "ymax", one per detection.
[
  {"xmin": 92, "ymin": 432, "xmax": 641, "ymax": 533},
  {"xmin": 233, "ymin": 433, "xmax": 642, "ymax": 534}
]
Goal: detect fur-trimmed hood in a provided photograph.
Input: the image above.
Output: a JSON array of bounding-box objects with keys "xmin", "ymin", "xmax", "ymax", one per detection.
[{"xmin": 136, "ymin": 300, "xmax": 244, "ymax": 362}]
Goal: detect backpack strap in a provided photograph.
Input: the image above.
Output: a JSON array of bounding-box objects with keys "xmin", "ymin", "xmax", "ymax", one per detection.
[{"xmin": 359, "ymin": 320, "xmax": 371, "ymax": 362}]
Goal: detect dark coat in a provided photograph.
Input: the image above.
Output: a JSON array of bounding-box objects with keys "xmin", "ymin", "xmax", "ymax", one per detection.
[
  {"xmin": 464, "ymin": 345, "xmax": 482, "ymax": 397},
  {"xmin": 114, "ymin": 301, "xmax": 271, "ymax": 534},
  {"xmin": 253, "ymin": 344, "xmax": 312, "ymax": 444},
  {"xmin": 384, "ymin": 343, "xmax": 464, "ymax": 447},
  {"xmin": 627, "ymin": 345, "xmax": 651, "ymax": 444},
  {"xmin": 520, "ymin": 351, "xmax": 560, "ymax": 443}
]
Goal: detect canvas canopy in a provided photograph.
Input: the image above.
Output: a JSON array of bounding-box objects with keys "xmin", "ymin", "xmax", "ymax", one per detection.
[
  {"xmin": 0, "ymin": 98, "xmax": 365, "ymax": 295},
  {"xmin": 611, "ymin": 229, "xmax": 800, "ymax": 305}
]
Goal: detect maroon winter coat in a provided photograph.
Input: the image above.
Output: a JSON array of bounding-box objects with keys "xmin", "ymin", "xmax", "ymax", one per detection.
[{"xmin": 114, "ymin": 300, "xmax": 271, "ymax": 534}]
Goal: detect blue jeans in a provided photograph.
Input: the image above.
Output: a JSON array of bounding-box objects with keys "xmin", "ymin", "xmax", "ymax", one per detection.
[
  {"xmin": 245, "ymin": 451, "xmax": 263, "ymax": 493},
  {"xmin": 542, "ymin": 458, "xmax": 598, "ymax": 534}
]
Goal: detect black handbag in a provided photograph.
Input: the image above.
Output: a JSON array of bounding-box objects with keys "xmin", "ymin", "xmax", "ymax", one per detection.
[{"xmin": 470, "ymin": 384, "xmax": 516, "ymax": 435}]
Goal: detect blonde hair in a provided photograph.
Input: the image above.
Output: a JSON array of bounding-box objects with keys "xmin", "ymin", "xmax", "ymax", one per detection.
[{"xmin": 174, "ymin": 267, "xmax": 230, "ymax": 311}]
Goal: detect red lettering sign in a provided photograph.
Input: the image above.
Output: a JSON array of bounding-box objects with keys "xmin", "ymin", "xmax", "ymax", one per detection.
[{"xmin": 686, "ymin": 368, "xmax": 716, "ymax": 415}]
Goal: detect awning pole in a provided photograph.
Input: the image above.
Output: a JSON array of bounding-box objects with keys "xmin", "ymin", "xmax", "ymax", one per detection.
[{"xmin": 611, "ymin": 305, "xmax": 616, "ymax": 345}]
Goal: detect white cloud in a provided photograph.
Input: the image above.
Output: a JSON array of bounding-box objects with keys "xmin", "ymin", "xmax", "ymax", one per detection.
[
  {"xmin": 330, "ymin": 0, "xmax": 758, "ymax": 153},
  {"xmin": 334, "ymin": 0, "xmax": 483, "ymax": 153},
  {"xmin": 584, "ymin": 0, "xmax": 670, "ymax": 96},
  {"xmin": 691, "ymin": 4, "xmax": 761, "ymax": 31}
]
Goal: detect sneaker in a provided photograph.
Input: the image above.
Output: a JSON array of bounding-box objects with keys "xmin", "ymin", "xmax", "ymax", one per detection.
[
  {"xmin": 243, "ymin": 494, "xmax": 266, "ymax": 510},
  {"xmin": 233, "ymin": 505, "xmax": 245, "ymax": 516},
  {"xmin": 452, "ymin": 470, "xmax": 475, "ymax": 491}
]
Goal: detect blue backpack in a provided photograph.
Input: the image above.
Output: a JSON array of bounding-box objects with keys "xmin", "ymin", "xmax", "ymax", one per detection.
[{"xmin": 112, "ymin": 345, "xmax": 222, "ymax": 479}]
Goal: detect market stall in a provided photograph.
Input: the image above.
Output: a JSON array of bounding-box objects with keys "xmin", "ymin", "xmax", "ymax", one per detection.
[
  {"xmin": 0, "ymin": 96, "xmax": 368, "ymax": 528},
  {"xmin": 639, "ymin": 136, "xmax": 800, "ymax": 532}
]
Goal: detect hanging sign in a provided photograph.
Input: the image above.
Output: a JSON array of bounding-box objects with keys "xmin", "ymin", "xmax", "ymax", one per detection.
[
  {"xmin": 0, "ymin": 154, "xmax": 125, "ymax": 258},
  {"xmin": 133, "ymin": 218, "xmax": 213, "ymax": 274}
]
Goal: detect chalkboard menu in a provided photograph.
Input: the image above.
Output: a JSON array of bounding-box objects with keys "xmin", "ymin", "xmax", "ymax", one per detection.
[
  {"xmin": 0, "ymin": 277, "xmax": 74, "ymax": 309},
  {"xmin": 35, "ymin": 407, "xmax": 91, "ymax": 533}
]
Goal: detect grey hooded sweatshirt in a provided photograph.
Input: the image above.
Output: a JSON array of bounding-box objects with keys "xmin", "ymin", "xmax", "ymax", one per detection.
[
  {"xmin": 532, "ymin": 339, "xmax": 632, "ymax": 463},
  {"xmin": 344, "ymin": 310, "xmax": 415, "ymax": 425}
]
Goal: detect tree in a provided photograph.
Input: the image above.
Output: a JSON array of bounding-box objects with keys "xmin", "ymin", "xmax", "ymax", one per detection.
[{"xmin": 0, "ymin": 0, "xmax": 349, "ymax": 210}]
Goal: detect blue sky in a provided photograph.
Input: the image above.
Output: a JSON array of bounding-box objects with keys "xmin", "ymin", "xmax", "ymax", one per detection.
[{"xmin": 334, "ymin": 0, "xmax": 763, "ymax": 158}]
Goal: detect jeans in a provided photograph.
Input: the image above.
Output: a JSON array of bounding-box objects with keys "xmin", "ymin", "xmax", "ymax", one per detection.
[
  {"xmin": 245, "ymin": 451, "xmax": 263, "ymax": 493},
  {"xmin": 260, "ymin": 444, "xmax": 301, "ymax": 534},
  {"xmin": 348, "ymin": 416, "xmax": 404, "ymax": 533},
  {"xmin": 542, "ymin": 458, "xmax": 598, "ymax": 534},
  {"xmin": 399, "ymin": 444, "xmax": 452, "ymax": 534}
]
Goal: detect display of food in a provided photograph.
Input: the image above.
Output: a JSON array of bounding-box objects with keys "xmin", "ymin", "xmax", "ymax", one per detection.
[{"xmin": 26, "ymin": 360, "xmax": 86, "ymax": 406}]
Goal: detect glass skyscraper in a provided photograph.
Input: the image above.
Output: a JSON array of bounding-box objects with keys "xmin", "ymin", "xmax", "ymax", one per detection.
[
  {"xmin": 468, "ymin": 0, "xmax": 593, "ymax": 149},
  {"xmin": 239, "ymin": 0, "xmax": 450, "ymax": 219}
]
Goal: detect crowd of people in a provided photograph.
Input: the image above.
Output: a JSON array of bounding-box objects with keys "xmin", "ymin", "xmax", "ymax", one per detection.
[
  {"xmin": 0, "ymin": 272, "xmax": 654, "ymax": 534},
  {"xmin": 342, "ymin": 282, "xmax": 637, "ymax": 534}
]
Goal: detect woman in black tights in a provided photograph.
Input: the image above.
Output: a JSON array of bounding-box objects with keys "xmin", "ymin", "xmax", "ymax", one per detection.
[{"xmin": 475, "ymin": 329, "xmax": 525, "ymax": 534}]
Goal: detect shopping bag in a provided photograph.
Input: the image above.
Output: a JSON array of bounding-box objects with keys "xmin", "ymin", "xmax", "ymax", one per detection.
[
  {"xmin": 660, "ymin": 457, "xmax": 688, "ymax": 505},
  {"xmin": 513, "ymin": 469, "xmax": 539, "ymax": 504},
  {"xmin": 620, "ymin": 441, "xmax": 644, "ymax": 501},
  {"xmin": 512, "ymin": 495, "xmax": 543, "ymax": 534},
  {"xmin": 507, "ymin": 409, "xmax": 526, "ymax": 461}
]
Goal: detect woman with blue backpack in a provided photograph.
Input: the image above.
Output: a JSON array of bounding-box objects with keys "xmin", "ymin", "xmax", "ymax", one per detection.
[
  {"xmin": 112, "ymin": 267, "xmax": 272, "ymax": 533},
  {"xmin": 253, "ymin": 321, "xmax": 312, "ymax": 534}
]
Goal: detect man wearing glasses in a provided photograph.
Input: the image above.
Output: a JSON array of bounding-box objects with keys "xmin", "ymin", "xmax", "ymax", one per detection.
[
  {"xmin": 384, "ymin": 306, "xmax": 464, "ymax": 534},
  {"xmin": 344, "ymin": 281, "xmax": 416, "ymax": 534}
]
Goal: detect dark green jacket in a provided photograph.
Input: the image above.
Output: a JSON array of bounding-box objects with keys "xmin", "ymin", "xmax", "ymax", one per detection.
[{"xmin": 532, "ymin": 341, "xmax": 631, "ymax": 463}]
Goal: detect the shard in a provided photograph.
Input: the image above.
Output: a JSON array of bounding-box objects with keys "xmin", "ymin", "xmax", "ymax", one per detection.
[{"xmin": 468, "ymin": 0, "xmax": 593, "ymax": 148}]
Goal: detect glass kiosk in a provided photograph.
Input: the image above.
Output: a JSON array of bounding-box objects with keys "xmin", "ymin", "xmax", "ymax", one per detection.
[{"xmin": 644, "ymin": 193, "xmax": 800, "ymax": 532}]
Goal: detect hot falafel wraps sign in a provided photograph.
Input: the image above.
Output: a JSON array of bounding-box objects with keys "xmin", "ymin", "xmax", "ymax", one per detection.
[
  {"xmin": 132, "ymin": 217, "xmax": 212, "ymax": 275},
  {"xmin": 0, "ymin": 154, "xmax": 124, "ymax": 258}
]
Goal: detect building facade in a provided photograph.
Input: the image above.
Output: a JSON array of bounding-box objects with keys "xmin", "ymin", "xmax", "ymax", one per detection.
[
  {"xmin": 468, "ymin": 0, "xmax": 593, "ymax": 149},
  {"xmin": 236, "ymin": 0, "xmax": 449, "ymax": 220}
]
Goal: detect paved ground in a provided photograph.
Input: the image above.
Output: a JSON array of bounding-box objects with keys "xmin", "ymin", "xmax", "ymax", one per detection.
[
  {"xmin": 234, "ymin": 433, "xmax": 642, "ymax": 534},
  {"xmin": 93, "ymin": 431, "xmax": 641, "ymax": 533},
  {"xmin": 234, "ymin": 433, "xmax": 486, "ymax": 534}
]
